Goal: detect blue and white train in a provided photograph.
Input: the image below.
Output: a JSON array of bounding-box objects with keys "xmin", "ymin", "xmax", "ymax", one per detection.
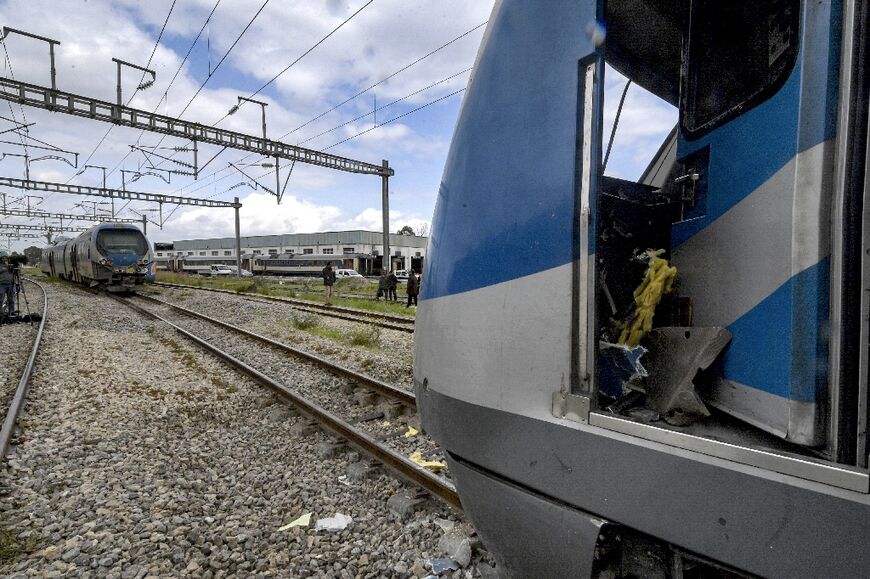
[
  {"xmin": 416, "ymin": 0, "xmax": 870, "ymax": 576},
  {"xmin": 41, "ymin": 223, "xmax": 154, "ymax": 291}
]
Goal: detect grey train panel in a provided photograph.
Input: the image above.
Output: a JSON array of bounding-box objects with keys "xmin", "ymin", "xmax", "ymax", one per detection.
[{"xmin": 418, "ymin": 385, "xmax": 870, "ymax": 578}]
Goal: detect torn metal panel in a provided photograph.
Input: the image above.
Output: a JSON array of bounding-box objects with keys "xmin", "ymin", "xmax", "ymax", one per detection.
[{"xmin": 642, "ymin": 327, "xmax": 732, "ymax": 420}]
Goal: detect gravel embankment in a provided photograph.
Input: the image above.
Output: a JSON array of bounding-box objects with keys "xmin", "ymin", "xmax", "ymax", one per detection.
[
  {"xmin": 133, "ymin": 298, "xmax": 448, "ymax": 481},
  {"xmin": 147, "ymin": 286, "xmax": 415, "ymax": 390},
  {"xmin": 0, "ymin": 281, "xmax": 492, "ymax": 578},
  {"xmin": 0, "ymin": 279, "xmax": 46, "ymax": 424}
]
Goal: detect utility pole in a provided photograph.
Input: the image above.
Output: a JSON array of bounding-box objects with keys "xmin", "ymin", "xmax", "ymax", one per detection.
[
  {"xmin": 234, "ymin": 196, "xmax": 242, "ymax": 279},
  {"xmin": 381, "ymin": 159, "xmax": 390, "ymax": 274}
]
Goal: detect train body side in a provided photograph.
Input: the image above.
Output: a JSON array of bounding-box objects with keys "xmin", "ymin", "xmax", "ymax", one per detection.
[
  {"xmin": 415, "ymin": 0, "xmax": 870, "ymax": 577},
  {"xmin": 41, "ymin": 224, "xmax": 152, "ymax": 290}
]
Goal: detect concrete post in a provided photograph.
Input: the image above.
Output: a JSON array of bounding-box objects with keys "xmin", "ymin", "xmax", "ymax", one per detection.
[
  {"xmin": 381, "ymin": 160, "xmax": 390, "ymax": 274},
  {"xmin": 234, "ymin": 196, "xmax": 242, "ymax": 279}
]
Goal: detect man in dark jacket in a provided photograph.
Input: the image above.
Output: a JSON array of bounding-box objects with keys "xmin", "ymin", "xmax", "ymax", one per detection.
[
  {"xmin": 387, "ymin": 269, "xmax": 398, "ymax": 302},
  {"xmin": 376, "ymin": 271, "xmax": 388, "ymax": 300},
  {"xmin": 0, "ymin": 256, "xmax": 14, "ymax": 321},
  {"xmin": 321, "ymin": 262, "xmax": 336, "ymax": 305},
  {"xmin": 406, "ymin": 271, "xmax": 419, "ymax": 308}
]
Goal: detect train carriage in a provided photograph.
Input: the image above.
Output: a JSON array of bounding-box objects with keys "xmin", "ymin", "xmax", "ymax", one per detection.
[
  {"xmin": 415, "ymin": 0, "xmax": 870, "ymax": 577},
  {"xmin": 41, "ymin": 223, "xmax": 153, "ymax": 291}
]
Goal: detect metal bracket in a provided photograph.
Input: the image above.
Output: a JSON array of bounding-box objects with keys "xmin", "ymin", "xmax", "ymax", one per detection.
[{"xmin": 552, "ymin": 391, "xmax": 591, "ymax": 423}]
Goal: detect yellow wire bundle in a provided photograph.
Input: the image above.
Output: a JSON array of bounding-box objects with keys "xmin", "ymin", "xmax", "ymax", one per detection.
[{"xmin": 618, "ymin": 249, "xmax": 677, "ymax": 347}]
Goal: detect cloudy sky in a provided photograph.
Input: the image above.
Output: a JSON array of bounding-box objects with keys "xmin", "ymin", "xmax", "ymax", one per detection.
[{"xmin": 0, "ymin": 0, "xmax": 675, "ymax": 250}]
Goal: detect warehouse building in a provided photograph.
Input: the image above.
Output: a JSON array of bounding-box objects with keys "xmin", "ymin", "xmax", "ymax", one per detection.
[{"xmin": 154, "ymin": 230, "xmax": 427, "ymax": 275}]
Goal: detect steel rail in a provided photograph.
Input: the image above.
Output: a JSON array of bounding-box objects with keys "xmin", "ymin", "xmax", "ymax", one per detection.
[
  {"xmin": 0, "ymin": 279, "xmax": 48, "ymax": 459},
  {"xmin": 112, "ymin": 294, "xmax": 460, "ymax": 511},
  {"xmin": 134, "ymin": 293, "xmax": 415, "ymax": 407},
  {"xmin": 152, "ymin": 281, "xmax": 416, "ymax": 331}
]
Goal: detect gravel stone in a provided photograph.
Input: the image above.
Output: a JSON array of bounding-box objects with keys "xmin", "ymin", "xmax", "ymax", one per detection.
[{"xmin": 0, "ymin": 281, "xmax": 498, "ymax": 577}]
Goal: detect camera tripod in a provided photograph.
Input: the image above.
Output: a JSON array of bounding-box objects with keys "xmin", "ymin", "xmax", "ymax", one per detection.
[{"xmin": 2, "ymin": 267, "xmax": 33, "ymax": 326}]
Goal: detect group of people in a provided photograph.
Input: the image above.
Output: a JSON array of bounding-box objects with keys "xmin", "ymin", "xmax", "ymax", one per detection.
[{"xmin": 320, "ymin": 261, "xmax": 421, "ymax": 308}]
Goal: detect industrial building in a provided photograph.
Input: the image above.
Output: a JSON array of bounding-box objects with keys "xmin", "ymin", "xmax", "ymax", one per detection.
[{"xmin": 153, "ymin": 230, "xmax": 427, "ymax": 275}]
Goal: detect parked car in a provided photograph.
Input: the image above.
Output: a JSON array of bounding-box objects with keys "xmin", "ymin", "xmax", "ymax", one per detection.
[
  {"xmin": 336, "ymin": 269, "xmax": 363, "ymax": 278},
  {"xmin": 230, "ymin": 266, "xmax": 255, "ymax": 277},
  {"xmin": 395, "ymin": 269, "xmax": 410, "ymax": 282}
]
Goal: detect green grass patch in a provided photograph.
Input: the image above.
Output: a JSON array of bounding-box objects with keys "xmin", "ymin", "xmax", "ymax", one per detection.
[
  {"xmin": 0, "ymin": 528, "xmax": 37, "ymax": 564},
  {"xmin": 154, "ymin": 271, "xmax": 418, "ymax": 316},
  {"xmin": 292, "ymin": 313, "xmax": 319, "ymax": 330}
]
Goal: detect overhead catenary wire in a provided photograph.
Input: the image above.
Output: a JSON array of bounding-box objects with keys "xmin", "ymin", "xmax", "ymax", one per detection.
[
  {"xmin": 160, "ymin": 77, "xmax": 470, "ymax": 226},
  {"xmin": 212, "ymin": 0, "xmax": 376, "ymax": 127},
  {"xmin": 145, "ymin": 0, "xmax": 377, "ymax": 197},
  {"xmin": 101, "ymin": 0, "xmax": 224, "ymax": 183},
  {"xmin": 75, "ymin": 0, "xmax": 179, "ymax": 174},
  {"xmin": 149, "ymin": 21, "xmax": 488, "ymax": 205},
  {"xmin": 288, "ymin": 20, "xmax": 486, "ymax": 138},
  {"xmin": 116, "ymin": 0, "xmax": 269, "ymax": 219}
]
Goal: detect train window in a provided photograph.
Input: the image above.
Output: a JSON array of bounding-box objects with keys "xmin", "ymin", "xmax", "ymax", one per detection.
[
  {"xmin": 95, "ymin": 230, "xmax": 148, "ymax": 256},
  {"xmin": 681, "ymin": 0, "xmax": 799, "ymax": 137}
]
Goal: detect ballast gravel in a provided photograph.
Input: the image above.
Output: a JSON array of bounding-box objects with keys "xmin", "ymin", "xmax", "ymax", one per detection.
[
  {"xmin": 134, "ymin": 298, "xmax": 448, "ymax": 481},
  {"xmin": 0, "ymin": 279, "xmax": 45, "ymax": 421},
  {"xmin": 0, "ymin": 281, "xmax": 494, "ymax": 578},
  {"xmin": 148, "ymin": 286, "xmax": 415, "ymax": 390}
]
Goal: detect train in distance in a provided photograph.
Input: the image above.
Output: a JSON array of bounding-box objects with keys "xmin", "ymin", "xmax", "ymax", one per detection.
[
  {"xmin": 415, "ymin": 0, "xmax": 870, "ymax": 577},
  {"xmin": 40, "ymin": 223, "xmax": 155, "ymax": 291}
]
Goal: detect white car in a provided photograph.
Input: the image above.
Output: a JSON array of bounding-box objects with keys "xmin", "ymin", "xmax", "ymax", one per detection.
[
  {"xmin": 395, "ymin": 269, "xmax": 410, "ymax": 282},
  {"xmin": 336, "ymin": 269, "xmax": 363, "ymax": 278}
]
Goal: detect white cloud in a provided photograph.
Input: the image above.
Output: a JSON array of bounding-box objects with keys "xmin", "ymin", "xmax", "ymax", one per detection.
[{"xmin": 0, "ymin": 1, "xmax": 673, "ymax": 252}]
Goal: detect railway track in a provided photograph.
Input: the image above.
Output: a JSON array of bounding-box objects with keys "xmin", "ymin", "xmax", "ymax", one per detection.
[
  {"xmin": 111, "ymin": 292, "xmax": 460, "ymax": 511},
  {"xmin": 0, "ymin": 279, "xmax": 48, "ymax": 459},
  {"xmin": 153, "ymin": 281, "xmax": 415, "ymax": 333}
]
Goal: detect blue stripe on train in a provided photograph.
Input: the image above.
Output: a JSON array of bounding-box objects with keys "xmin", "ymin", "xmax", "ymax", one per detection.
[
  {"xmin": 721, "ymin": 257, "xmax": 829, "ymax": 403},
  {"xmin": 674, "ymin": 0, "xmax": 841, "ymax": 247},
  {"xmin": 422, "ymin": 0, "xmax": 596, "ymax": 301}
]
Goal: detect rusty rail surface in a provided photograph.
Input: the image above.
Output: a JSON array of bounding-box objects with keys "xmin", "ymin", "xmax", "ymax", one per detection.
[
  {"xmin": 113, "ymin": 294, "xmax": 460, "ymax": 511},
  {"xmin": 0, "ymin": 279, "xmax": 48, "ymax": 459}
]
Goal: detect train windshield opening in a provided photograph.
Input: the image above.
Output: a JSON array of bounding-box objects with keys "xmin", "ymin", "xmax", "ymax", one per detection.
[
  {"xmin": 575, "ymin": 0, "xmax": 859, "ymax": 483},
  {"xmin": 96, "ymin": 230, "xmax": 148, "ymax": 256}
]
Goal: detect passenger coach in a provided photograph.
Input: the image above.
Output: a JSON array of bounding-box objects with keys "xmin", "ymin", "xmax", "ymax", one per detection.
[{"xmin": 41, "ymin": 223, "xmax": 154, "ymax": 291}]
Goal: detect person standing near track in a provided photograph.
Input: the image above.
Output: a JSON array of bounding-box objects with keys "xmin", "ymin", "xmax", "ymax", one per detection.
[
  {"xmin": 387, "ymin": 268, "xmax": 398, "ymax": 302},
  {"xmin": 376, "ymin": 270, "xmax": 388, "ymax": 300},
  {"xmin": 0, "ymin": 256, "xmax": 14, "ymax": 322},
  {"xmin": 321, "ymin": 261, "xmax": 337, "ymax": 305},
  {"xmin": 406, "ymin": 270, "xmax": 419, "ymax": 308}
]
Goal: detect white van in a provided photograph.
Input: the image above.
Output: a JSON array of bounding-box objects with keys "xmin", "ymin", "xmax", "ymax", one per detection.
[{"xmin": 336, "ymin": 269, "xmax": 363, "ymax": 278}]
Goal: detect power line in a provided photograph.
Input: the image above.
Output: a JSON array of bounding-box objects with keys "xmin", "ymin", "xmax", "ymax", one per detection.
[
  {"xmin": 288, "ymin": 20, "xmax": 486, "ymax": 138},
  {"xmin": 119, "ymin": 0, "xmax": 270, "ymax": 216},
  {"xmin": 100, "ymin": 0, "xmax": 224, "ymax": 184},
  {"xmin": 325, "ymin": 87, "xmax": 466, "ymax": 150},
  {"xmin": 76, "ymin": 0, "xmax": 179, "ymax": 174},
  {"xmin": 149, "ymin": 22, "xmax": 487, "ymax": 202},
  {"xmin": 213, "ymin": 0, "xmax": 376, "ymax": 127},
  {"xmin": 299, "ymin": 67, "xmax": 472, "ymax": 146},
  {"xmin": 160, "ymin": 76, "xmax": 470, "ymax": 226},
  {"xmin": 175, "ymin": 0, "xmax": 270, "ymax": 120}
]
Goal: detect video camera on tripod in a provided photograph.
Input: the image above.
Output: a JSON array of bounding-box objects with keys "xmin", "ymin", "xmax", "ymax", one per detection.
[{"xmin": 0, "ymin": 254, "xmax": 38, "ymax": 325}]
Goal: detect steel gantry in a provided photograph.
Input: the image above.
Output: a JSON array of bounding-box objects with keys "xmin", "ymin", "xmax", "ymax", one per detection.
[
  {"xmin": 0, "ymin": 176, "xmax": 244, "ymax": 254},
  {"xmin": 0, "ymin": 208, "xmax": 141, "ymax": 224},
  {"xmin": 0, "ymin": 71, "xmax": 396, "ymax": 272},
  {"xmin": 0, "ymin": 222, "xmax": 89, "ymax": 233}
]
